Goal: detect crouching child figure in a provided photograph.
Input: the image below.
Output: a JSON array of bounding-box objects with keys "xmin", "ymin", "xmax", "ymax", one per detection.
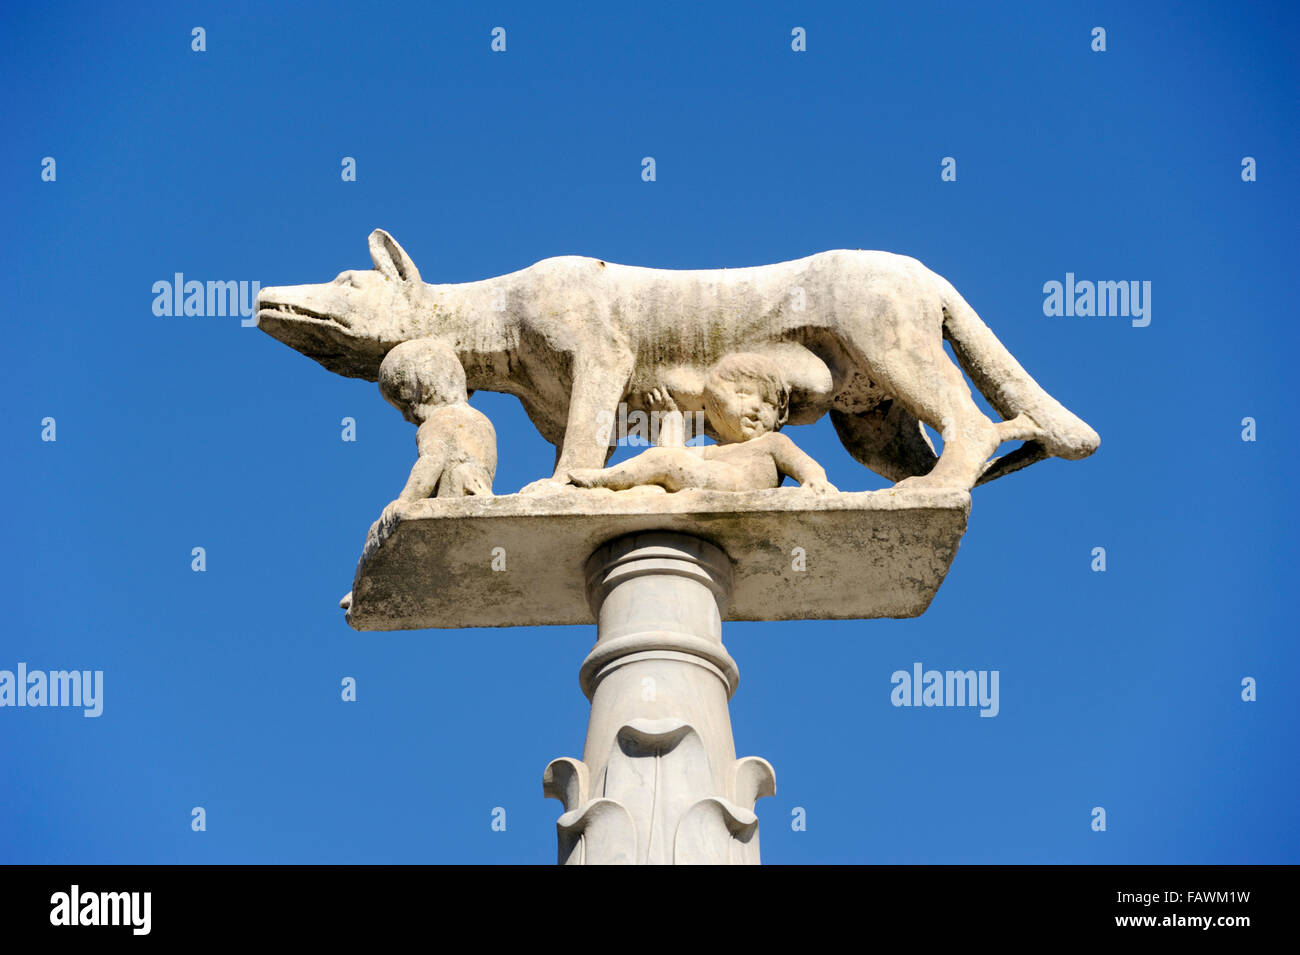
[{"xmin": 378, "ymin": 339, "xmax": 497, "ymax": 501}]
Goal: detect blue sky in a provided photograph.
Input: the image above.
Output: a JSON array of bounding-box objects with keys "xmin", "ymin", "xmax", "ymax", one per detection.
[{"xmin": 2, "ymin": 0, "xmax": 1296, "ymax": 863}]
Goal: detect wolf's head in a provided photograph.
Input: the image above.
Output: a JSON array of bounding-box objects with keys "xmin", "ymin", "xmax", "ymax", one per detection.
[{"xmin": 257, "ymin": 229, "xmax": 429, "ymax": 380}]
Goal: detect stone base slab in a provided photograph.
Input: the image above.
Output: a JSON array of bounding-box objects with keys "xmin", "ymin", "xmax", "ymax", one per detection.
[{"xmin": 343, "ymin": 486, "xmax": 971, "ymax": 630}]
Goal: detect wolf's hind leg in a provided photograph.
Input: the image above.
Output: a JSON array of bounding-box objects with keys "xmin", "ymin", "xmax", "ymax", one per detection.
[{"xmin": 881, "ymin": 356, "xmax": 1002, "ymax": 492}]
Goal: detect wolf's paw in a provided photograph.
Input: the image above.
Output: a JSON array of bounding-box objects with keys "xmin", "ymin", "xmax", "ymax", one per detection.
[
  {"xmin": 893, "ymin": 473, "xmax": 963, "ymax": 491},
  {"xmin": 519, "ymin": 477, "xmax": 571, "ymax": 495},
  {"xmin": 565, "ymin": 468, "xmax": 606, "ymax": 488},
  {"xmin": 801, "ymin": 478, "xmax": 839, "ymax": 494}
]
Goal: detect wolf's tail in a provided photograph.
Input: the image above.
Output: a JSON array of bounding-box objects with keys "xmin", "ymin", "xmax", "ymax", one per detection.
[{"xmin": 938, "ymin": 281, "xmax": 1099, "ymax": 485}]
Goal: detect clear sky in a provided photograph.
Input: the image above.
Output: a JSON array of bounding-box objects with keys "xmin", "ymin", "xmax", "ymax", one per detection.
[{"xmin": 3, "ymin": 0, "xmax": 1296, "ymax": 864}]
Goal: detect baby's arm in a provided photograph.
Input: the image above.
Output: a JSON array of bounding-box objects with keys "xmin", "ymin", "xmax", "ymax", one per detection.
[
  {"xmin": 399, "ymin": 409, "xmax": 495, "ymax": 500},
  {"xmin": 396, "ymin": 421, "xmax": 451, "ymax": 501},
  {"xmin": 646, "ymin": 387, "xmax": 685, "ymax": 448},
  {"xmin": 765, "ymin": 433, "xmax": 837, "ymax": 492}
]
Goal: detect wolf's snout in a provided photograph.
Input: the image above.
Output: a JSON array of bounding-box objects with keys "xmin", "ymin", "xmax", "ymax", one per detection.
[{"xmin": 255, "ymin": 285, "xmax": 339, "ymax": 324}]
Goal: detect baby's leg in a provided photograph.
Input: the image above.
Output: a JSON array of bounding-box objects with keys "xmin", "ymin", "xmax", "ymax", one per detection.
[{"xmin": 568, "ymin": 447, "xmax": 710, "ymax": 492}]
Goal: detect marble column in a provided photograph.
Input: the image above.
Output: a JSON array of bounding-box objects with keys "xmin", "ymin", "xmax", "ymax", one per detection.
[{"xmin": 543, "ymin": 532, "xmax": 775, "ymax": 864}]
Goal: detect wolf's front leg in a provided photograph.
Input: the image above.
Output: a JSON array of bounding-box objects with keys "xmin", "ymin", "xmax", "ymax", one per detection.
[
  {"xmin": 520, "ymin": 352, "xmax": 633, "ymax": 494},
  {"xmin": 556, "ymin": 357, "xmax": 634, "ymax": 475}
]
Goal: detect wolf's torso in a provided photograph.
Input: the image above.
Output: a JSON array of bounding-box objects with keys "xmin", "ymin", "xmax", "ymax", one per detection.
[{"xmin": 428, "ymin": 250, "xmax": 945, "ymax": 432}]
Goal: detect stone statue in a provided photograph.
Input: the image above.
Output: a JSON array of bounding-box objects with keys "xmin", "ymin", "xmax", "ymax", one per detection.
[
  {"xmin": 256, "ymin": 229, "xmax": 1099, "ymax": 496},
  {"xmin": 565, "ymin": 353, "xmax": 837, "ymax": 493}
]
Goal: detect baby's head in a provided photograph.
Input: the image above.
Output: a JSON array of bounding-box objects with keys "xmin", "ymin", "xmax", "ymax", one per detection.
[
  {"xmin": 379, "ymin": 339, "xmax": 467, "ymax": 424},
  {"xmin": 703, "ymin": 353, "xmax": 790, "ymax": 443}
]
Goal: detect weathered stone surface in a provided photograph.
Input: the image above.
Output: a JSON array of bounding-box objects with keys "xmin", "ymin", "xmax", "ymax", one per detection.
[{"xmin": 343, "ymin": 486, "xmax": 970, "ymax": 630}]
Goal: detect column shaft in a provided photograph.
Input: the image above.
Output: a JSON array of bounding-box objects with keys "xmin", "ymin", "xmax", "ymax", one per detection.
[{"xmin": 544, "ymin": 532, "xmax": 774, "ymax": 865}]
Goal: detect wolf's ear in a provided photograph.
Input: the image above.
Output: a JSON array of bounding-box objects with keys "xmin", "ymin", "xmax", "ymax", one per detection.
[{"xmin": 368, "ymin": 229, "xmax": 422, "ymax": 284}]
